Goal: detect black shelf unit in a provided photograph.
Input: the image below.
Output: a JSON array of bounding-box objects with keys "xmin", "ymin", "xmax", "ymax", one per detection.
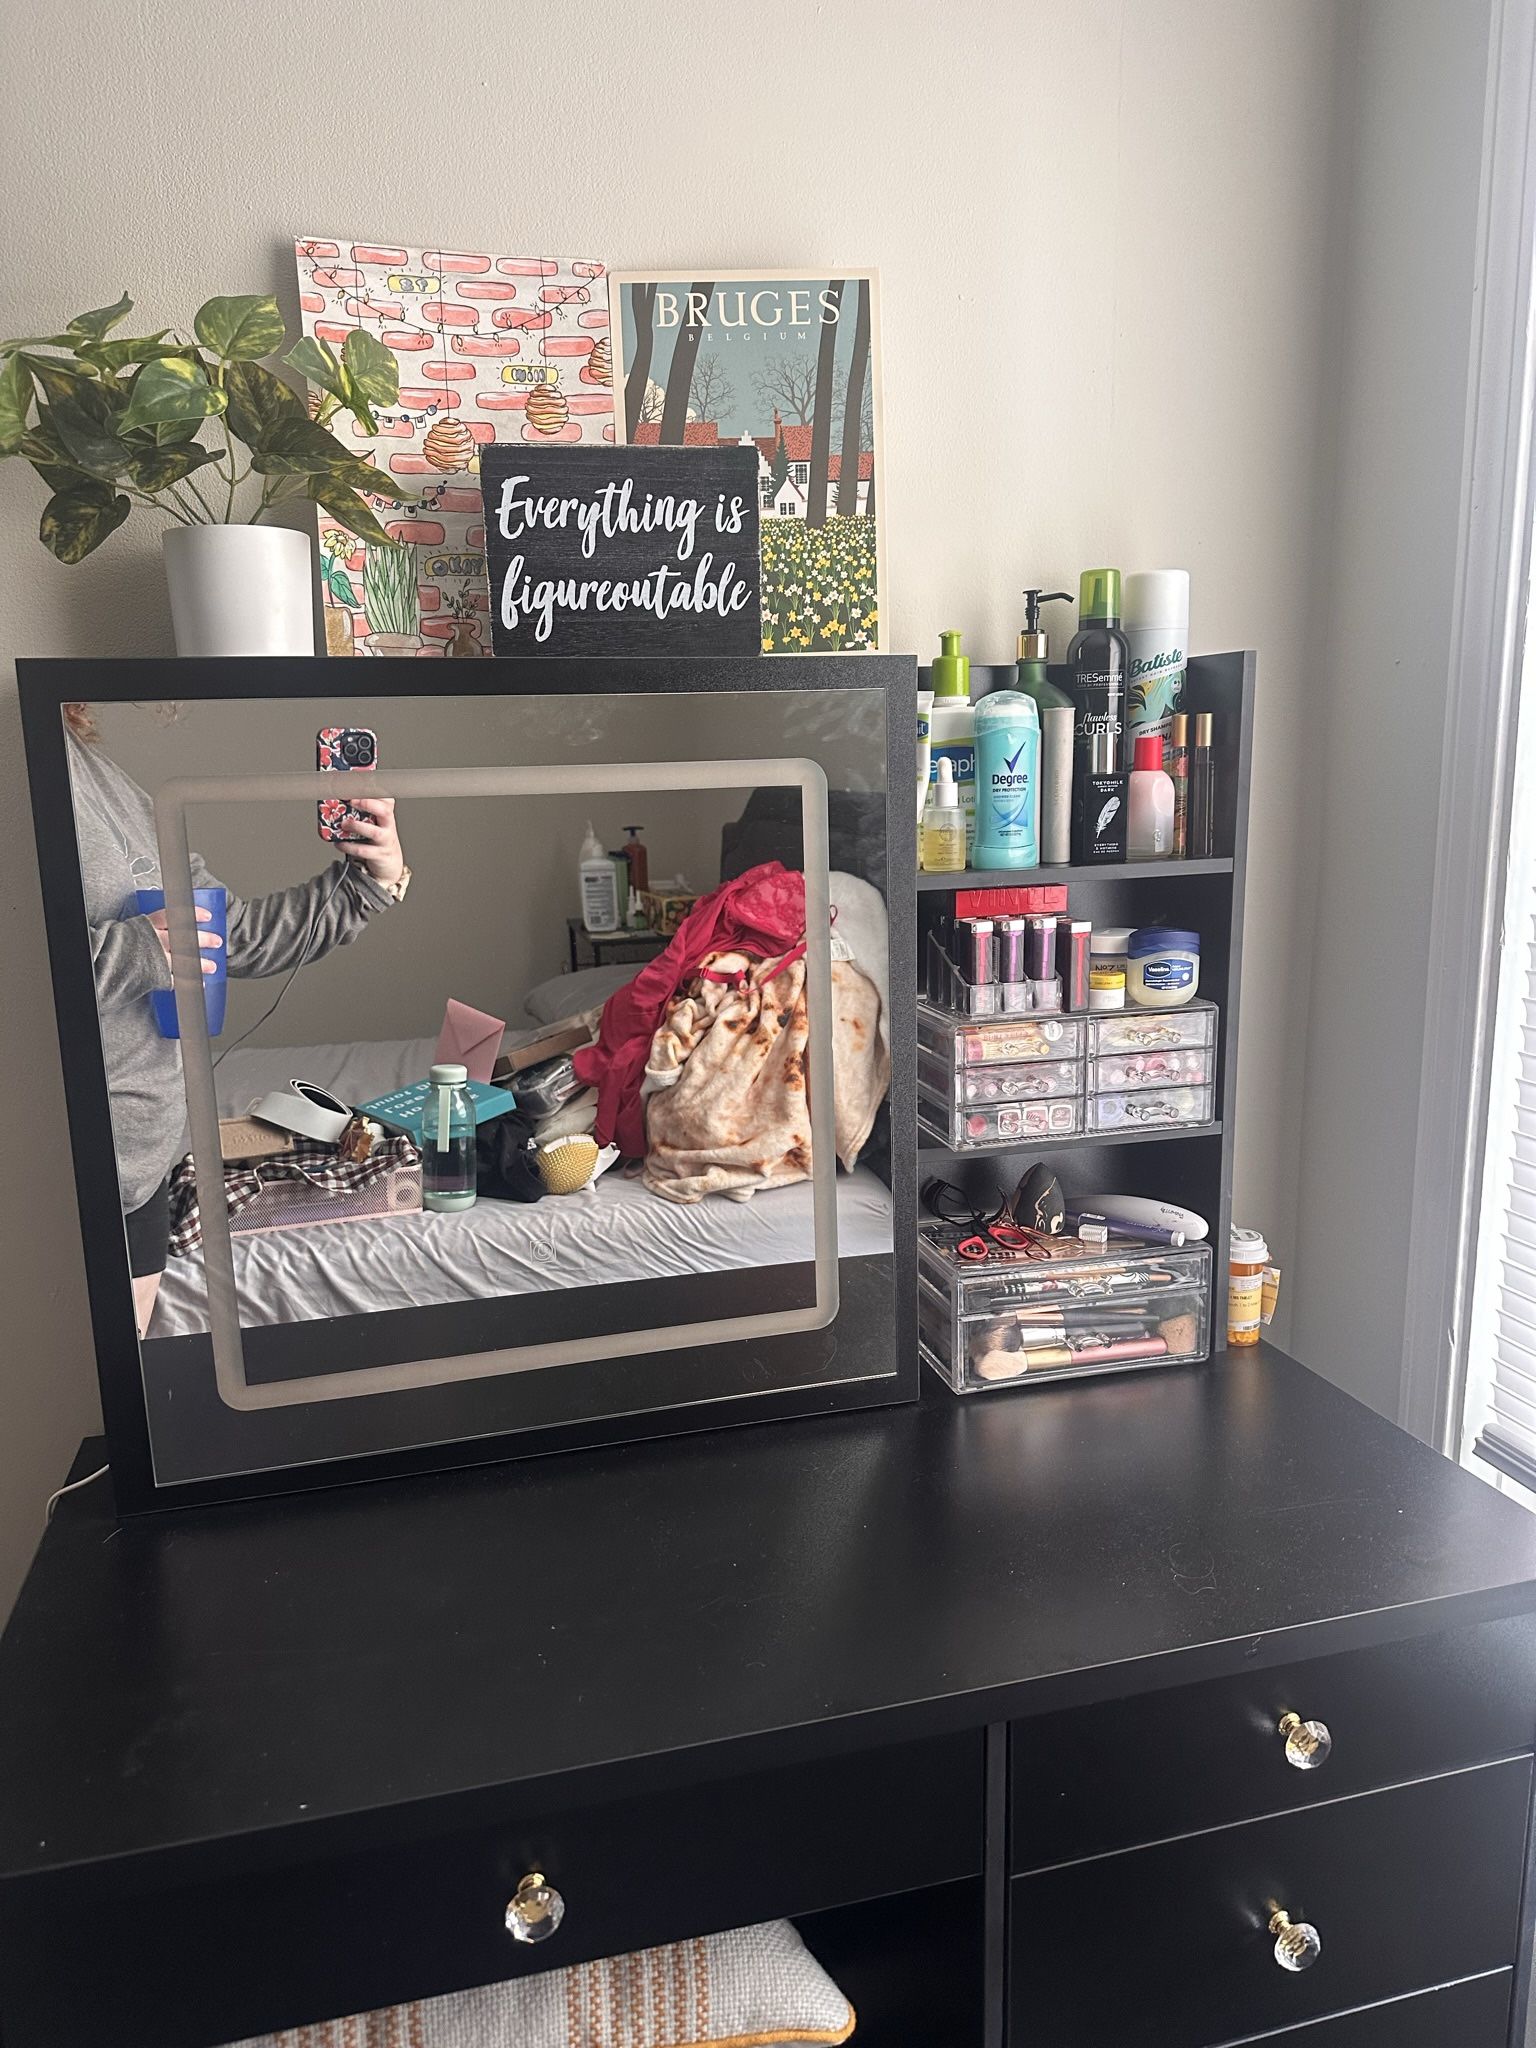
[
  {"xmin": 916, "ymin": 650, "xmax": 1254, "ymax": 1347},
  {"xmin": 918, "ymin": 1121, "xmax": 1224, "ymax": 1159},
  {"xmin": 917, "ymin": 855, "xmax": 1234, "ymax": 891}
]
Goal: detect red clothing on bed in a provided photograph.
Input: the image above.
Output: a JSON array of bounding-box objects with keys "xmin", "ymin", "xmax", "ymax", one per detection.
[{"xmin": 572, "ymin": 862, "xmax": 806, "ymax": 1158}]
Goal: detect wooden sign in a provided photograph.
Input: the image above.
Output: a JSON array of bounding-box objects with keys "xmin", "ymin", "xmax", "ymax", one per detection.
[{"xmin": 479, "ymin": 445, "xmax": 761, "ymax": 657}]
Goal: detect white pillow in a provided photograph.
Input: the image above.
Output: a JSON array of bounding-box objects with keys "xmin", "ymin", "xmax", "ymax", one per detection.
[
  {"xmin": 524, "ymin": 964, "xmax": 636, "ymax": 1026},
  {"xmin": 229, "ymin": 1918, "xmax": 854, "ymax": 2048}
]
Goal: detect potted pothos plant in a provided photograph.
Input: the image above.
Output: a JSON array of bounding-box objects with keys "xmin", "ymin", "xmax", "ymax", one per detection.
[{"xmin": 0, "ymin": 290, "xmax": 410, "ymax": 654}]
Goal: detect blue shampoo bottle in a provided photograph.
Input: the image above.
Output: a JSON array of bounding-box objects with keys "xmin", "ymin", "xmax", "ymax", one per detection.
[{"xmin": 972, "ymin": 690, "xmax": 1041, "ymax": 869}]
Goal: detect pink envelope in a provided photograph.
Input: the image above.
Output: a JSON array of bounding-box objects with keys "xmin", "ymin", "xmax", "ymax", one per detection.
[{"xmin": 435, "ymin": 999, "xmax": 505, "ymax": 1084}]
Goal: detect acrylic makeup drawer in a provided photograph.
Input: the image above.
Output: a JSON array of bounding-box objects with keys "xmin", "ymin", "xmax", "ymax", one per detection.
[
  {"xmin": 1086, "ymin": 996, "xmax": 1218, "ymax": 1055},
  {"xmin": 918, "ymin": 1084, "xmax": 1084, "ymax": 1150},
  {"xmin": 1089, "ymin": 1045, "xmax": 1211, "ymax": 1092},
  {"xmin": 1086, "ymin": 1080, "xmax": 1215, "ymax": 1131},
  {"xmin": 918, "ymin": 1230, "xmax": 1211, "ymax": 1392},
  {"xmin": 916, "ymin": 1001, "xmax": 1085, "ymax": 1069},
  {"xmin": 1008, "ymin": 1759, "xmax": 1532, "ymax": 2048},
  {"xmin": 1011, "ymin": 1612, "xmax": 1536, "ymax": 1867}
]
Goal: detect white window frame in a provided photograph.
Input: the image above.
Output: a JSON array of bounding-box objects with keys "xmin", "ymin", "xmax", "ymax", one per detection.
[{"xmin": 1401, "ymin": 0, "xmax": 1536, "ymax": 1450}]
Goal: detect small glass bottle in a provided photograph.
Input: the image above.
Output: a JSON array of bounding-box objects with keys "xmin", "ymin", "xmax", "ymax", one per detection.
[
  {"xmin": 422, "ymin": 1061, "xmax": 477, "ymax": 1213},
  {"xmin": 921, "ymin": 755, "xmax": 968, "ymax": 873}
]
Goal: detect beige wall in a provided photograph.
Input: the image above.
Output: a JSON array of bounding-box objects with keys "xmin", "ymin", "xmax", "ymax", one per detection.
[{"xmin": 0, "ymin": 0, "xmax": 1350, "ymax": 1612}]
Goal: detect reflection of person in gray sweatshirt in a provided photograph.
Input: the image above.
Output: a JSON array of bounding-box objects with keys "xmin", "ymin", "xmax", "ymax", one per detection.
[{"xmin": 66, "ymin": 714, "xmax": 409, "ymax": 1328}]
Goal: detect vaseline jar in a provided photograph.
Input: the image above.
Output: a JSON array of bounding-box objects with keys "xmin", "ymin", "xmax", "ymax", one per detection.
[{"xmin": 1127, "ymin": 927, "xmax": 1200, "ymax": 1007}]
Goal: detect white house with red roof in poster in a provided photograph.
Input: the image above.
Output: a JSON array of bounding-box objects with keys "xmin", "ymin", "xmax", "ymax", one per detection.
[{"xmin": 631, "ymin": 414, "xmax": 872, "ymax": 521}]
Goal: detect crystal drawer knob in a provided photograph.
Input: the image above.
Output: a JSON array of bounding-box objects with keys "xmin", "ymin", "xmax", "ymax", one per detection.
[
  {"xmin": 506, "ymin": 1872, "xmax": 564, "ymax": 1944},
  {"xmin": 1278, "ymin": 1711, "xmax": 1332, "ymax": 1771},
  {"xmin": 1269, "ymin": 1908, "xmax": 1322, "ymax": 1972}
]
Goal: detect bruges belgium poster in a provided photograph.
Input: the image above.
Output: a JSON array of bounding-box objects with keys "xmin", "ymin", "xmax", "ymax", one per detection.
[{"xmin": 609, "ymin": 272, "xmax": 883, "ymax": 654}]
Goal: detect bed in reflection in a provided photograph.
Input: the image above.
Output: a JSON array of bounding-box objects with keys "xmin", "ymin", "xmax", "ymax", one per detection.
[{"xmin": 149, "ymin": 1031, "xmax": 893, "ymax": 1339}]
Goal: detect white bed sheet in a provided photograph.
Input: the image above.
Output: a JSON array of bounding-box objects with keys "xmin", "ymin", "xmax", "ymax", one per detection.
[{"xmin": 150, "ymin": 1038, "xmax": 893, "ymax": 1338}]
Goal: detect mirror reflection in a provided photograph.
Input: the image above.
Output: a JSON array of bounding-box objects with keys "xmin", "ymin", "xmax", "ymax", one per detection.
[{"xmin": 64, "ymin": 692, "xmax": 892, "ymax": 1402}]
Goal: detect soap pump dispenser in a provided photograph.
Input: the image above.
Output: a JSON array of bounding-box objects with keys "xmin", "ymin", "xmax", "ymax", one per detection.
[{"xmin": 1017, "ymin": 588, "xmax": 1075, "ymax": 865}]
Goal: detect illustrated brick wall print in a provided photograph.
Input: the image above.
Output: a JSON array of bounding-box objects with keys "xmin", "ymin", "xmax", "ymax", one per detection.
[{"xmin": 293, "ymin": 239, "xmax": 614, "ymax": 658}]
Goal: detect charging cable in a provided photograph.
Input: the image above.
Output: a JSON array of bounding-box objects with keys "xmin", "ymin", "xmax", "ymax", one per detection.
[{"xmin": 45, "ymin": 1464, "xmax": 109, "ymax": 1520}]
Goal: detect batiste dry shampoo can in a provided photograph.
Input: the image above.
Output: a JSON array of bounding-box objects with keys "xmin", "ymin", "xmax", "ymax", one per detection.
[{"xmin": 1123, "ymin": 569, "xmax": 1190, "ymax": 751}]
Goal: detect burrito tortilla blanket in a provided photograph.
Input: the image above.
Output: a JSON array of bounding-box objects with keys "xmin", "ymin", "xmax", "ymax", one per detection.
[
  {"xmin": 572, "ymin": 862, "xmax": 807, "ymax": 1159},
  {"xmin": 641, "ymin": 945, "xmax": 889, "ymax": 1205}
]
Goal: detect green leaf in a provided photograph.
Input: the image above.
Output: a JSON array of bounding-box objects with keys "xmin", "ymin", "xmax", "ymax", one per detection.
[
  {"xmin": 74, "ymin": 331, "xmax": 177, "ymax": 375},
  {"xmin": 222, "ymin": 358, "xmax": 304, "ymax": 448},
  {"xmin": 247, "ymin": 415, "xmax": 408, "ymax": 499},
  {"xmin": 0, "ymin": 333, "xmax": 75, "ymax": 356},
  {"xmin": 118, "ymin": 355, "xmax": 227, "ymax": 435},
  {"xmin": 340, "ymin": 327, "xmax": 399, "ymax": 402},
  {"xmin": 21, "ymin": 353, "xmax": 96, "ymax": 408},
  {"xmin": 310, "ymin": 479, "xmax": 397, "ymax": 549},
  {"xmin": 247, "ymin": 413, "xmax": 354, "ymax": 475},
  {"xmin": 39, "ymin": 483, "xmax": 131, "ymax": 563},
  {"xmin": 20, "ymin": 417, "xmax": 103, "ymax": 489},
  {"xmin": 123, "ymin": 442, "xmax": 222, "ymax": 493},
  {"xmin": 332, "ymin": 452, "xmax": 409, "ymax": 500},
  {"xmin": 155, "ymin": 415, "xmax": 204, "ymax": 447},
  {"xmin": 193, "ymin": 293, "xmax": 285, "ymax": 362},
  {"xmin": 46, "ymin": 397, "xmax": 131, "ymax": 478},
  {"xmin": 65, "ymin": 293, "xmax": 134, "ymax": 345},
  {"xmin": 285, "ymin": 335, "xmax": 344, "ymax": 400},
  {"xmin": 0, "ymin": 354, "xmax": 34, "ymax": 455}
]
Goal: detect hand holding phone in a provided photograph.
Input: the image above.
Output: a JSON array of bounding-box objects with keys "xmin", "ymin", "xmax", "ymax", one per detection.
[{"xmin": 317, "ymin": 725, "xmax": 377, "ymax": 842}]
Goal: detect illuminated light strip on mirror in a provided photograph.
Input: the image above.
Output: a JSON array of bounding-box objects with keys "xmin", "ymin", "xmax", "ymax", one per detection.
[{"xmin": 153, "ymin": 759, "xmax": 837, "ymax": 1414}]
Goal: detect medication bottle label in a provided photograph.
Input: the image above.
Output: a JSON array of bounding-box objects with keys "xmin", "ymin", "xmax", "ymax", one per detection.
[
  {"xmin": 1228, "ymin": 1274, "xmax": 1263, "ymax": 1335},
  {"xmin": 1141, "ymin": 958, "xmax": 1195, "ymax": 991}
]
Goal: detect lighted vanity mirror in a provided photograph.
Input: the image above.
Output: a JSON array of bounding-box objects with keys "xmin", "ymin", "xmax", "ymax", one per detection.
[{"xmin": 21, "ymin": 657, "xmax": 915, "ymax": 1508}]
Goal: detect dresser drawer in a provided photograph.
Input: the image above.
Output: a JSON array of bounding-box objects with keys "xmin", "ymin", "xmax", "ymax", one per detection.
[
  {"xmin": 1012, "ymin": 1613, "xmax": 1536, "ymax": 1868},
  {"xmin": 1228, "ymin": 1969, "xmax": 1512, "ymax": 2046},
  {"xmin": 0, "ymin": 1732, "xmax": 983, "ymax": 2048},
  {"xmin": 1008, "ymin": 1757, "xmax": 1531, "ymax": 2048}
]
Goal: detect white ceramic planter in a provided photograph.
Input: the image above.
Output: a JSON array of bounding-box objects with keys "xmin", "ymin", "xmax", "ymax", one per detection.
[{"xmin": 163, "ymin": 525, "xmax": 316, "ymax": 657}]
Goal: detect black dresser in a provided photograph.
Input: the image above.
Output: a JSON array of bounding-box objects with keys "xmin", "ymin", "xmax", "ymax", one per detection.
[{"xmin": 2, "ymin": 1343, "xmax": 1535, "ymax": 2048}]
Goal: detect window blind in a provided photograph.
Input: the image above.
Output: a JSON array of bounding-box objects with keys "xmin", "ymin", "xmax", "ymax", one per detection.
[{"xmin": 1470, "ymin": 779, "xmax": 1536, "ymax": 1491}]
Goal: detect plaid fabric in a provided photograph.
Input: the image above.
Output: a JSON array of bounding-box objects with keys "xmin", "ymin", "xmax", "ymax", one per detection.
[{"xmin": 168, "ymin": 1134, "xmax": 422, "ymax": 1256}]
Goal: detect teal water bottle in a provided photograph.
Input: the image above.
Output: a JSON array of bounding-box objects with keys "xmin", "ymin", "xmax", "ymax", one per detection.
[
  {"xmin": 971, "ymin": 691, "xmax": 1041, "ymax": 869},
  {"xmin": 423, "ymin": 1062, "xmax": 477, "ymax": 1212}
]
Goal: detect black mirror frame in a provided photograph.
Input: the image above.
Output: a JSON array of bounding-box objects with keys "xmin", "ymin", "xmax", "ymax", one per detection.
[{"xmin": 18, "ymin": 655, "xmax": 917, "ymax": 1512}]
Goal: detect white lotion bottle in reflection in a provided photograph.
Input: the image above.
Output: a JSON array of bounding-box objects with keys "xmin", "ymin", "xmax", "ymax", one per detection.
[{"xmin": 579, "ymin": 820, "xmax": 620, "ymax": 933}]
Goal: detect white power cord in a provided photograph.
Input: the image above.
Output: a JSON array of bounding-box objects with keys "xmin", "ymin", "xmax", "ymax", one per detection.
[{"xmin": 45, "ymin": 1464, "xmax": 109, "ymax": 1520}]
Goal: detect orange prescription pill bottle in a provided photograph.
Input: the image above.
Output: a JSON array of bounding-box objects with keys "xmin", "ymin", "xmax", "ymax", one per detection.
[{"xmin": 1228, "ymin": 1228, "xmax": 1268, "ymax": 1346}]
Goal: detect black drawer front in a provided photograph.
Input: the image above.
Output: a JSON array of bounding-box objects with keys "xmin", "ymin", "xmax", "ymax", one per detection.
[
  {"xmin": 1229, "ymin": 1970, "xmax": 1512, "ymax": 2046},
  {"xmin": 0, "ymin": 1733, "xmax": 983, "ymax": 2048},
  {"xmin": 1008, "ymin": 1758, "xmax": 1532, "ymax": 2048},
  {"xmin": 1013, "ymin": 1613, "xmax": 1536, "ymax": 1869}
]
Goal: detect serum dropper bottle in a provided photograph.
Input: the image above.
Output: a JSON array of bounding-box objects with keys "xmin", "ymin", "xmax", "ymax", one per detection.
[{"xmin": 921, "ymin": 755, "xmax": 968, "ymax": 874}]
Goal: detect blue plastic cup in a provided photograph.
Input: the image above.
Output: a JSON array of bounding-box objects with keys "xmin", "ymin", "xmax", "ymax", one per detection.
[{"xmin": 135, "ymin": 886, "xmax": 228, "ymax": 1038}]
